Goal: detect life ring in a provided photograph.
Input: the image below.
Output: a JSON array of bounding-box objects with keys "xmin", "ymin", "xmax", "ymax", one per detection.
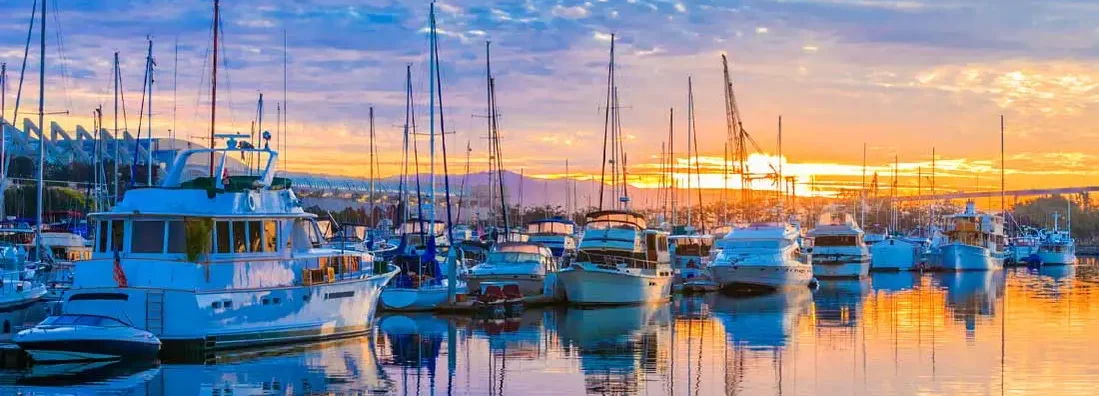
[{"xmin": 247, "ymin": 193, "xmax": 258, "ymax": 211}]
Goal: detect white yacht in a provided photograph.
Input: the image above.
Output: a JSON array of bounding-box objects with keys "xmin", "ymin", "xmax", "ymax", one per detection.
[
  {"xmin": 936, "ymin": 201, "xmax": 1005, "ymax": 271},
  {"xmin": 808, "ymin": 213, "xmax": 871, "ymax": 278},
  {"xmin": 467, "ymin": 242, "xmax": 557, "ymax": 296},
  {"xmin": 379, "ymin": 223, "xmax": 467, "ymax": 311},
  {"xmin": 557, "ymin": 210, "xmax": 674, "ymax": 305},
  {"xmin": 708, "ymin": 222, "xmax": 813, "ymax": 291},
  {"xmin": 14, "ymin": 314, "xmax": 161, "ymax": 362},
  {"xmin": 1037, "ymin": 213, "xmax": 1076, "ymax": 265},
  {"xmin": 525, "ymin": 217, "xmax": 577, "ymax": 259},
  {"xmin": 59, "ymin": 137, "xmax": 399, "ymax": 358}
]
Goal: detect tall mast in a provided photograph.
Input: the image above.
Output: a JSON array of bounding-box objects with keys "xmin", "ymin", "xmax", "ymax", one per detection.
[
  {"xmin": 369, "ymin": 106, "xmax": 375, "ymax": 218},
  {"xmin": 146, "ymin": 38, "xmax": 154, "ymax": 186},
  {"xmin": 282, "ymin": 30, "xmax": 288, "ymax": 172},
  {"xmin": 172, "ymin": 39, "xmax": 178, "ymax": 144},
  {"xmin": 209, "ymin": 0, "xmax": 219, "ymax": 176},
  {"xmin": 685, "ymin": 77, "xmax": 693, "ymax": 227},
  {"xmin": 484, "ymin": 41, "xmax": 496, "ymax": 226},
  {"xmin": 35, "ymin": 0, "xmax": 44, "ymax": 260},
  {"xmin": 861, "ymin": 142, "xmax": 866, "ymax": 228},
  {"xmin": 777, "ymin": 116, "xmax": 782, "ymax": 212},
  {"xmin": 429, "ymin": 1, "xmax": 459, "ymax": 302},
  {"xmin": 669, "ymin": 107, "xmax": 675, "ymax": 224},
  {"xmin": 930, "ymin": 147, "xmax": 936, "ymax": 232},
  {"xmin": 113, "ymin": 52, "xmax": 119, "ymax": 203},
  {"xmin": 1000, "ymin": 115, "xmax": 1006, "ymax": 233},
  {"xmin": 1, "ymin": 62, "xmax": 7, "ymax": 219},
  {"xmin": 401, "ymin": 65, "xmax": 412, "ymax": 224},
  {"xmin": 597, "ymin": 34, "xmax": 615, "ymax": 210},
  {"xmin": 428, "ymin": 2, "xmax": 437, "ymax": 229},
  {"xmin": 689, "ymin": 79, "xmax": 703, "ymax": 229}
]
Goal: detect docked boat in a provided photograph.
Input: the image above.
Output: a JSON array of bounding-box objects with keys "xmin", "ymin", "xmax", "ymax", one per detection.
[
  {"xmin": 667, "ymin": 231, "xmax": 714, "ymax": 283},
  {"xmin": 0, "ymin": 227, "xmax": 48, "ymax": 309},
  {"xmin": 935, "ymin": 201, "xmax": 1005, "ymax": 271},
  {"xmin": 808, "ymin": 213, "xmax": 871, "ymax": 278},
  {"xmin": 524, "ymin": 217, "xmax": 577, "ymax": 259},
  {"xmin": 14, "ymin": 314, "xmax": 160, "ymax": 362},
  {"xmin": 709, "ymin": 222, "xmax": 813, "ymax": 292},
  {"xmin": 388, "ymin": 218, "xmax": 449, "ymax": 255},
  {"xmin": 467, "ymin": 242, "xmax": 557, "ymax": 297},
  {"xmin": 59, "ymin": 137, "xmax": 399, "ymax": 357},
  {"xmin": 1005, "ymin": 229, "xmax": 1041, "ymax": 267},
  {"xmin": 869, "ymin": 235, "xmax": 926, "ymax": 271},
  {"xmin": 1037, "ymin": 213, "xmax": 1076, "ymax": 265},
  {"xmin": 557, "ymin": 210, "xmax": 674, "ymax": 305}
]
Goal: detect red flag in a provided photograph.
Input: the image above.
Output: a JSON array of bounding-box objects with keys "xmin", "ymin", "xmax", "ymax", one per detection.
[{"xmin": 113, "ymin": 250, "xmax": 128, "ymax": 288}]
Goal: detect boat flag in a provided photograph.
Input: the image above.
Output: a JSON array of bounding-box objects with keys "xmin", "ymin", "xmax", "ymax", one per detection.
[{"xmin": 113, "ymin": 249, "xmax": 129, "ymax": 288}]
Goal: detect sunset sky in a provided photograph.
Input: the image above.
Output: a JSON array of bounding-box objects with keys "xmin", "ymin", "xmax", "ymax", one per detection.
[{"xmin": 1, "ymin": 0, "xmax": 1097, "ymax": 197}]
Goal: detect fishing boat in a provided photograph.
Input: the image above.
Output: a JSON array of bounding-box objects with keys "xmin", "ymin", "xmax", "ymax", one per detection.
[
  {"xmin": 524, "ymin": 217, "xmax": 577, "ymax": 259},
  {"xmin": 1004, "ymin": 228, "xmax": 1041, "ymax": 267},
  {"xmin": 808, "ymin": 212, "xmax": 871, "ymax": 278},
  {"xmin": 935, "ymin": 201, "xmax": 1005, "ymax": 271},
  {"xmin": 467, "ymin": 242, "xmax": 557, "ymax": 297},
  {"xmin": 14, "ymin": 314, "xmax": 160, "ymax": 363},
  {"xmin": 1037, "ymin": 213, "xmax": 1076, "ymax": 265},
  {"xmin": 557, "ymin": 210, "xmax": 674, "ymax": 305},
  {"xmin": 60, "ymin": 135, "xmax": 398, "ymax": 357},
  {"xmin": 709, "ymin": 222, "xmax": 813, "ymax": 292}
]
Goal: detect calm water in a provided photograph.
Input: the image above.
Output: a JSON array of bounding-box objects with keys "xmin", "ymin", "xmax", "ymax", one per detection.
[{"xmin": 3, "ymin": 260, "xmax": 1099, "ymax": 395}]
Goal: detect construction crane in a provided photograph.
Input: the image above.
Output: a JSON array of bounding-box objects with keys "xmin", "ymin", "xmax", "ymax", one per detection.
[{"xmin": 721, "ymin": 54, "xmax": 779, "ymax": 221}]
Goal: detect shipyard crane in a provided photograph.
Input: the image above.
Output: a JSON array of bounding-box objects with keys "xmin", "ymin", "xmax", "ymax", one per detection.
[{"xmin": 721, "ymin": 54, "xmax": 779, "ymax": 221}]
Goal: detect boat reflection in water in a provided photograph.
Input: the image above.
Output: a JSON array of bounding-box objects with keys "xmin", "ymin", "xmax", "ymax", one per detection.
[
  {"xmin": 710, "ymin": 289, "xmax": 812, "ymax": 349},
  {"xmin": 934, "ymin": 271, "xmax": 1005, "ymax": 337},
  {"xmin": 869, "ymin": 271, "xmax": 922, "ymax": 294},
  {"xmin": 813, "ymin": 279, "xmax": 872, "ymax": 329},
  {"xmin": 2, "ymin": 336, "xmax": 394, "ymax": 394},
  {"xmin": 555, "ymin": 304, "xmax": 671, "ymax": 395}
]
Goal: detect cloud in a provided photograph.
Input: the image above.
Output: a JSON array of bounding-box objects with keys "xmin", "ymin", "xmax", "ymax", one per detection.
[{"xmin": 551, "ymin": 5, "xmax": 590, "ymax": 19}]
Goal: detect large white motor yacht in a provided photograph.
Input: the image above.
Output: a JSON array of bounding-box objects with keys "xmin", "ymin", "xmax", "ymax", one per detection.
[
  {"xmin": 709, "ymin": 222, "xmax": 813, "ymax": 291},
  {"xmin": 808, "ymin": 213, "xmax": 871, "ymax": 278},
  {"xmin": 60, "ymin": 137, "xmax": 399, "ymax": 358},
  {"xmin": 557, "ymin": 210, "xmax": 674, "ymax": 305}
]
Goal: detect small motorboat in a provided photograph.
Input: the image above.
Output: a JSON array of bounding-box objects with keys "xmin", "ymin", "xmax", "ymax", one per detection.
[{"xmin": 14, "ymin": 314, "xmax": 161, "ymax": 363}]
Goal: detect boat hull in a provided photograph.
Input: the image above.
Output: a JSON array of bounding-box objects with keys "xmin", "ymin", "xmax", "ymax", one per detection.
[
  {"xmin": 870, "ymin": 240, "xmax": 921, "ymax": 271},
  {"xmin": 936, "ymin": 243, "xmax": 1002, "ymax": 271},
  {"xmin": 466, "ymin": 275, "xmax": 545, "ymax": 297},
  {"xmin": 710, "ymin": 265, "xmax": 813, "ymax": 291},
  {"xmin": 380, "ymin": 283, "xmax": 465, "ymax": 311},
  {"xmin": 557, "ymin": 263, "xmax": 672, "ymax": 306},
  {"xmin": 1036, "ymin": 251, "xmax": 1076, "ymax": 266},
  {"xmin": 19, "ymin": 339, "xmax": 160, "ymax": 363},
  {"xmin": 61, "ymin": 268, "xmax": 398, "ymax": 358},
  {"xmin": 812, "ymin": 259, "xmax": 870, "ymax": 278}
]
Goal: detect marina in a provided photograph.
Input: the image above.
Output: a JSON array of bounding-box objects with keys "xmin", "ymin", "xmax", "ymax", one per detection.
[
  {"xmin": 0, "ymin": 0, "xmax": 1098, "ymax": 394},
  {"xmin": 0, "ymin": 264, "xmax": 1097, "ymax": 394}
]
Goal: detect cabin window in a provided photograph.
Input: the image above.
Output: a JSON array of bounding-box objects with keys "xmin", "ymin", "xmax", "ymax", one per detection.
[
  {"xmin": 96, "ymin": 221, "xmax": 108, "ymax": 253},
  {"xmin": 264, "ymin": 221, "xmax": 278, "ymax": 252},
  {"xmin": 249, "ymin": 221, "xmax": 263, "ymax": 252},
  {"xmin": 132, "ymin": 221, "xmax": 166, "ymax": 254},
  {"xmin": 306, "ymin": 220, "xmax": 323, "ymax": 248},
  {"xmin": 233, "ymin": 222, "xmax": 248, "ymax": 253},
  {"xmin": 216, "ymin": 221, "xmax": 231, "ymax": 254},
  {"xmin": 658, "ymin": 236, "xmax": 669, "ymax": 252},
  {"xmin": 166, "ymin": 221, "xmax": 186, "ymax": 253},
  {"xmin": 111, "ymin": 220, "xmax": 125, "ymax": 252}
]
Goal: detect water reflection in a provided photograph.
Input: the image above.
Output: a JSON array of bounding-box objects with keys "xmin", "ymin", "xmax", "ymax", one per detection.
[{"xmin": 7, "ymin": 261, "xmax": 1099, "ymax": 394}]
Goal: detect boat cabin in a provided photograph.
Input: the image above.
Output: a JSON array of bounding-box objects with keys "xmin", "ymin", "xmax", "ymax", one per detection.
[
  {"xmin": 577, "ymin": 210, "xmax": 669, "ymax": 269},
  {"xmin": 944, "ymin": 201, "xmax": 1005, "ymax": 251}
]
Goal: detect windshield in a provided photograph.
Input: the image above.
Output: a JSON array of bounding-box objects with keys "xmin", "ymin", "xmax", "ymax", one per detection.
[
  {"xmin": 815, "ymin": 235, "xmax": 861, "ymax": 246},
  {"xmin": 722, "ymin": 240, "xmax": 783, "ymax": 249},
  {"xmin": 0, "ymin": 231, "xmax": 33, "ymax": 245},
  {"xmin": 40, "ymin": 315, "xmax": 125, "ymax": 327},
  {"xmin": 585, "ymin": 220, "xmax": 639, "ymax": 232},
  {"xmin": 488, "ymin": 252, "xmax": 543, "ymax": 264}
]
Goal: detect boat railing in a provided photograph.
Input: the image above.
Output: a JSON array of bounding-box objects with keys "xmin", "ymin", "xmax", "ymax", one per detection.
[
  {"xmin": 0, "ymin": 270, "xmax": 32, "ymax": 295},
  {"xmin": 576, "ymin": 250, "xmax": 659, "ymax": 271},
  {"xmin": 301, "ymin": 254, "xmax": 392, "ymax": 286}
]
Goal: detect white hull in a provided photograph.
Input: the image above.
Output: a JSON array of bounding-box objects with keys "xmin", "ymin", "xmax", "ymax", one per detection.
[
  {"xmin": 0, "ymin": 281, "xmax": 46, "ymax": 310},
  {"xmin": 710, "ymin": 264, "xmax": 813, "ymax": 290},
  {"xmin": 936, "ymin": 243, "xmax": 1002, "ymax": 271},
  {"xmin": 63, "ymin": 268, "xmax": 397, "ymax": 350},
  {"xmin": 557, "ymin": 263, "xmax": 672, "ymax": 305},
  {"xmin": 466, "ymin": 275, "xmax": 546, "ymax": 296},
  {"xmin": 380, "ymin": 280, "xmax": 467, "ymax": 311},
  {"xmin": 1036, "ymin": 251, "xmax": 1076, "ymax": 265},
  {"xmin": 812, "ymin": 259, "xmax": 870, "ymax": 278}
]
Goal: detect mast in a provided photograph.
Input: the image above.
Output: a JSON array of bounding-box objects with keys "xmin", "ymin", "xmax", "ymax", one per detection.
[
  {"xmin": 597, "ymin": 34, "xmax": 615, "ymax": 210},
  {"xmin": 1000, "ymin": 115, "xmax": 1006, "ymax": 234},
  {"xmin": 484, "ymin": 41, "xmax": 497, "ymax": 226},
  {"xmin": 1, "ymin": 62, "xmax": 6, "ymax": 219},
  {"xmin": 35, "ymin": 0, "xmax": 44, "ymax": 260},
  {"xmin": 146, "ymin": 38, "xmax": 154, "ymax": 186},
  {"xmin": 113, "ymin": 52, "xmax": 119, "ymax": 203},
  {"xmin": 861, "ymin": 142, "xmax": 866, "ymax": 228},
  {"xmin": 685, "ymin": 77, "xmax": 693, "ymax": 227},
  {"xmin": 401, "ymin": 65, "xmax": 412, "ymax": 224},
  {"xmin": 669, "ymin": 107, "xmax": 675, "ymax": 224},
  {"xmin": 209, "ymin": 0, "xmax": 219, "ymax": 176},
  {"xmin": 688, "ymin": 78, "xmax": 703, "ymax": 229},
  {"xmin": 369, "ymin": 106, "xmax": 375, "ymax": 221},
  {"xmin": 255, "ymin": 94, "xmax": 263, "ymax": 174},
  {"xmin": 428, "ymin": 2, "xmax": 437, "ymax": 231},
  {"xmin": 778, "ymin": 116, "xmax": 782, "ymax": 213},
  {"xmin": 930, "ymin": 147, "xmax": 936, "ymax": 233},
  {"xmin": 428, "ymin": 2, "xmax": 459, "ymax": 302},
  {"xmin": 282, "ymin": 30, "xmax": 287, "ymax": 172},
  {"xmin": 172, "ymin": 39, "xmax": 178, "ymax": 144}
]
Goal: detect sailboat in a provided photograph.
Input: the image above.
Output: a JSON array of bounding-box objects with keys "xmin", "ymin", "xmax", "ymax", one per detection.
[
  {"xmin": 557, "ymin": 34, "xmax": 674, "ymax": 305},
  {"xmin": 668, "ymin": 78, "xmax": 714, "ymax": 288},
  {"xmin": 379, "ymin": 3, "xmax": 467, "ymax": 311}
]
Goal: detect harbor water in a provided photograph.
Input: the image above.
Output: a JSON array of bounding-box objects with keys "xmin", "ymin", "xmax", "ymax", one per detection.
[{"xmin": 2, "ymin": 259, "xmax": 1099, "ymax": 395}]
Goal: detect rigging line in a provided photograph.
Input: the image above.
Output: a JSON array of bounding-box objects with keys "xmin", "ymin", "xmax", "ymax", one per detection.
[
  {"xmin": 12, "ymin": 0, "xmax": 38, "ymax": 125},
  {"xmin": 133, "ymin": 43, "xmax": 151, "ymax": 184},
  {"xmin": 432, "ymin": 4, "xmax": 459, "ymax": 252},
  {"xmin": 50, "ymin": 0, "xmax": 73, "ymax": 112},
  {"xmin": 217, "ymin": 15, "xmax": 236, "ymax": 131},
  {"xmin": 193, "ymin": 18, "xmax": 214, "ymax": 128},
  {"xmin": 117, "ymin": 59, "xmax": 130, "ymax": 135},
  {"xmin": 597, "ymin": 33, "xmax": 614, "ymax": 210}
]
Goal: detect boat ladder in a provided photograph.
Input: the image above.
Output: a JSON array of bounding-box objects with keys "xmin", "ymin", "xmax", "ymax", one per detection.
[{"xmin": 145, "ymin": 291, "xmax": 165, "ymax": 335}]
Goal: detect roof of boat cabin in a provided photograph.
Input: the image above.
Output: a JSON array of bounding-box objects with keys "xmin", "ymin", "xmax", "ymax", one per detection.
[
  {"xmin": 584, "ymin": 210, "xmax": 647, "ymax": 228},
  {"xmin": 494, "ymin": 242, "xmax": 550, "ymax": 254},
  {"xmin": 722, "ymin": 223, "xmax": 798, "ymax": 240},
  {"xmin": 526, "ymin": 217, "xmax": 575, "ymax": 225}
]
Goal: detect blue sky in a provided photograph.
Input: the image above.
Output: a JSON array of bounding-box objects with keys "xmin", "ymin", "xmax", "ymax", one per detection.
[{"xmin": 1, "ymin": 0, "xmax": 1098, "ymax": 191}]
